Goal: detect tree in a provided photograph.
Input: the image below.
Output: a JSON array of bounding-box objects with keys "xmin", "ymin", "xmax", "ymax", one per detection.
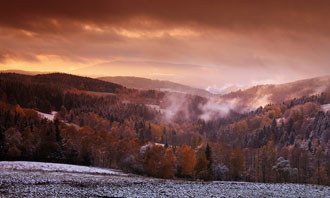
[
  {"xmin": 22, "ymin": 127, "xmax": 36, "ymax": 159},
  {"xmin": 272, "ymin": 157, "xmax": 297, "ymax": 183},
  {"xmin": 143, "ymin": 144, "xmax": 164, "ymax": 177},
  {"xmin": 299, "ymin": 150, "xmax": 312, "ymax": 183},
  {"xmin": 160, "ymin": 148, "xmax": 177, "ymax": 178},
  {"xmin": 191, "ymin": 134, "xmax": 202, "ymax": 149},
  {"xmin": 0, "ymin": 128, "xmax": 4, "ymax": 160},
  {"xmin": 213, "ymin": 164, "xmax": 229, "ymax": 181},
  {"xmin": 150, "ymin": 123, "xmax": 162, "ymax": 142},
  {"xmin": 78, "ymin": 127, "xmax": 94, "ymax": 165},
  {"xmin": 259, "ymin": 142, "xmax": 276, "ymax": 183},
  {"xmin": 313, "ymin": 146, "xmax": 326, "ymax": 185},
  {"xmin": 177, "ymin": 144, "xmax": 196, "ymax": 177},
  {"xmin": 195, "ymin": 149, "xmax": 210, "ymax": 180},
  {"xmin": 205, "ymin": 143, "xmax": 212, "ymax": 169},
  {"xmin": 230, "ymin": 147, "xmax": 244, "ymax": 181},
  {"xmin": 4, "ymin": 127, "xmax": 22, "ymax": 159},
  {"xmin": 312, "ymin": 165, "xmax": 328, "ymax": 185}
]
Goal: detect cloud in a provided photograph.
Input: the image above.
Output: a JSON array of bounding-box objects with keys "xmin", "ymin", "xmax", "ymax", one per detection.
[
  {"xmin": 1, "ymin": 1, "xmax": 330, "ymax": 34},
  {"xmin": 1, "ymin": 0, "xmax": 330, "ymax": 88}
]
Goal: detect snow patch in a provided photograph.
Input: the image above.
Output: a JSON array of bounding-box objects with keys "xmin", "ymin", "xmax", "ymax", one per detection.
[
  {"xmin": 37, "ymin": 111, "xmax": 57, "ymax": 120},
  {"xmin": 0, "ymin": 161, "xmax": 126, "ymax": 176},
  {"xmin": 321, "ymin": 104, "xmax": 330, "ymax": 112}
]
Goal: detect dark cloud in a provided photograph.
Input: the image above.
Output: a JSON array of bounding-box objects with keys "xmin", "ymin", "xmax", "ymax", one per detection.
[
  {"xmin": 0, "ymin": 48, "xmax": 39, "ymax": 63},
  {"xmin": 1, "ymin": 0, "xmax": 330, "ymax": 34}
]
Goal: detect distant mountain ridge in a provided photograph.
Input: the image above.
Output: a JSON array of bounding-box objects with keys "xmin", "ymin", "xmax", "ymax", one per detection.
[
  {"xmin": 2, "ymin": 70, "xmax": 330, "ymax": 108},
  {"xmin": 0, "ymin": 72, "xmax": 124, "ymax": 94},
  {"xmin": 98, "ymin": 76, "xmax": 213, "ymax": 97},
  {"xmin": 0, "ymin": 69, "xmax": 47, "ymax": 75},
  {"xmin": 221, "ymin": 75, "xmax": 330, "ymax": 108}
]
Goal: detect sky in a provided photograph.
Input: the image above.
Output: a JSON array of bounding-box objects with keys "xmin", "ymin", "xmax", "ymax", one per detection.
[{"xmin": 1, "ymin": 0, "xmax": 330, "ymax": 92}]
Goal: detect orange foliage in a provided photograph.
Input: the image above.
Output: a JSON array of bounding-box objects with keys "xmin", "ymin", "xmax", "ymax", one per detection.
[
  {"xmin": 161, "ymin": 148, "xmax": 177, "ymax": 178},
  {"xmin": 15, "ymin": 105, "xmax": 25, "ymax": 116},
  {"xmin": 263, "ymin": 105, "xmax": 282, "ymax": 119},
  {"xmin": 144, "ymin": 145, "xmax": 164, "ymax": 177},
  {"xmin": 177, "ymin": 144, "xmax": 196, "ymax": 177}
]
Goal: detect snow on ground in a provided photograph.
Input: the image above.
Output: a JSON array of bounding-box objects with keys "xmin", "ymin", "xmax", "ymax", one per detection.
[
  {"xmin": 321, "ymin": 104, "xmax": 330, "ymax": 112},
  {"xmin": 37, "ymin": 111, "xmax": 57, "ymax": 120},
  {"xmin": 0, "ymin": 161, "xmax": 126, "ymax": 176},
  {"xmin": 0, "ymin": 161, "xmax": 329, "ymax": 198}
]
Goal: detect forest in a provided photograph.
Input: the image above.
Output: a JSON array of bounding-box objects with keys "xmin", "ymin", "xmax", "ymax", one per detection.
[{"xmin": 0, "ymin": 73, "xmax": 329, "ymax": 185}]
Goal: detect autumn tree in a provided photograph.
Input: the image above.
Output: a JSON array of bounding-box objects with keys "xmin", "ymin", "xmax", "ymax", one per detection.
[
  {"xmin": 0, "ymin": 129, "xmax": 4, "ymax": 160},
  {"xmin": 60, "ymin": 126, "xmax": 79, "ymax": 164},
  {"xmin": 313, "ymin": 146, "xmax": 327, "ymax": 185},
  {"xmin": 144, "ymin": 144, "xmax": 164, "ymax": 177},
  {"xmin": 177, "ymin": 144, "xmax": 197, "ymax": 178},
  {"xmin": 195, "ymin": 149, "xmax": 210, "ymax": 180},
  {"xmin": 78, "ymin": 126, "xmax": 94, "ymax": 165},
  {"xmin": 191, "ymin": 134, "xmax": 202, "ymax": 149},
  {"xmin": 4, "ymin": 127, "xmax": 22, "ymax": 159},
  {"xmin": 230, "ymin": 147, "xmax": 244, "ymax": 181},
  {"xmin": 160, "ymin": 148, "xmax": 177, "ymax": 178},
  {"xmin": 259, "ymin": 142, "xmax": 277, "ymax": 183},
  {"xmin": 21, "ymin": 127, "xmax": 37, "ymax": 159}
]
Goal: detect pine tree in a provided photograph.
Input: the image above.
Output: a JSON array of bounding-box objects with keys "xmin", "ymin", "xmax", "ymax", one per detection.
[{"xmin": 205, "ymin": 144, "xmax": 212, "ymax": 169}]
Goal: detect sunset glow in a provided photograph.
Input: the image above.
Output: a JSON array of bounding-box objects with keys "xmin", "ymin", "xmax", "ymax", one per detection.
[{"xmin": 1, "ymin": 0, "xmax": 330, "ymax": 91}]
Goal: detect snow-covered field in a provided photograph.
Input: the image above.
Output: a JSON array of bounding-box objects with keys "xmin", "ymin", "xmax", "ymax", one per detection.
[
  {"xmin": 0, "ymin": 161, "xmax": 126, "ymax": 176},
  {"xmin": 0, "ymin": 161, "xmax": 329, "ymax": 198}
]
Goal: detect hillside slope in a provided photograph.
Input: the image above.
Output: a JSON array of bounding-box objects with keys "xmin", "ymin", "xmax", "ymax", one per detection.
[
  {"xmin": 0, "ymin": 73, "xmax": 124, "ymax": 93},
  {"xmin": 98, "ymin": 76, "xmax": 212, "ymax": 97},
  {"xmin": 221, "ymin": 75, "xmax": 330, "ymax": 108}
]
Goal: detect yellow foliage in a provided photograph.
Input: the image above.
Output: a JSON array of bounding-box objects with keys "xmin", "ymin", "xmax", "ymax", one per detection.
[{"xmin": 150, "ymin": 123, "xmax": 162, "ymax": 142}]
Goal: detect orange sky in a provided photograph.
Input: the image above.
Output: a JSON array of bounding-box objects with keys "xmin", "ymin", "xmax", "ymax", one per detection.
[{"xmin": 1, "ymin": 0, "xmax": 330, "ymax": 92}]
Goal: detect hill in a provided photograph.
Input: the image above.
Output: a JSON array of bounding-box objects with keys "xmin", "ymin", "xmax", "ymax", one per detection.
[
  {"xmin": 98, "ymin": 76, "xmax": 212, "ymax": 97},
  {"xmin": 221, "ymin": 75, "xmax": 330, "ymax": 108},
  {"xmin": 0, "ymin": 72, "xmax": 124, "ymax": 93},
  {"xmin": 0, "ymin": 69, "xmax": 46, "ymax": 75}
]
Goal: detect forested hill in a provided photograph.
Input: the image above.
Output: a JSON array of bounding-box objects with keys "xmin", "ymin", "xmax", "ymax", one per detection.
[
  {"xmin": 1, "ymin": 72, "xmax": 330, "ymax": 186},
  {"xmin": 220, "ymin": 75, "xmax": 330, "ymax": 108},
  {"xmin": 98, "ymin": 76, "xmax": 212, "ymax": 97},
  {"xmin": 0, "ymin": 73, "xmax": 128, "ymax": 114},
  {"xmin": 0, "ymin": 73, "xmax": 124, "ymax": 93}
]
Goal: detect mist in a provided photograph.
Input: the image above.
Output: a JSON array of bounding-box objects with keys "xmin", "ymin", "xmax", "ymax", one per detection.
[{"xmin": 157, "ymin": 92, "xmax": 250, "ymax": 123}]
